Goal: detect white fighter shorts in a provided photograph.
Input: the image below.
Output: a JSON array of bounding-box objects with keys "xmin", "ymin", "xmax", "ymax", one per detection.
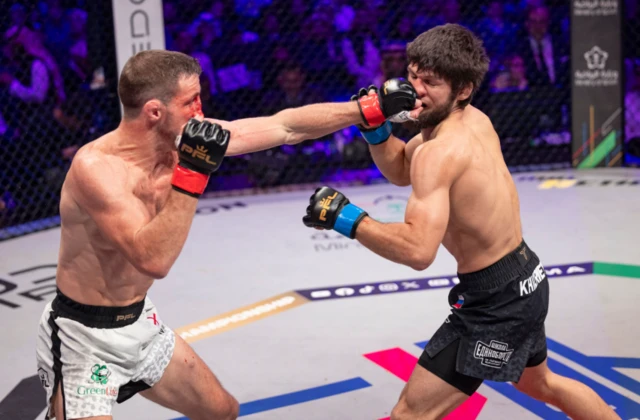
[{"xmin": 36, "ymin": 289, "xmax": 175, "ymax": 419}]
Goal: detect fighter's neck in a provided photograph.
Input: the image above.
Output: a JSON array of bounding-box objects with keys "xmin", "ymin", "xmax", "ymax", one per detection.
[
  {"xmin": 421, "ymin": 108, "xmax": 465, "ymax": 141},
  {"xmin": 112, "ymin": 123, "xmax": 176, "ymax": 172}
]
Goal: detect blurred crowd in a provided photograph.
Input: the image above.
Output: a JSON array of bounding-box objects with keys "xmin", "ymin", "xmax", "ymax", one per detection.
[{"xmin": 0, "ymin": 0, "xmax": 639, "ymax": 229}]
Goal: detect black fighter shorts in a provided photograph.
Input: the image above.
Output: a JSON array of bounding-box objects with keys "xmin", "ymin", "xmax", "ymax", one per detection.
[{"xmin": 418, "ymin": 240, "xmax": 550, "ymax": 395}]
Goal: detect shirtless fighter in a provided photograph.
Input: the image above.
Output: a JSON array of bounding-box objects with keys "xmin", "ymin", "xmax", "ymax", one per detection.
[
  {"xmin": 302, "ymin": 24, "xmax": 620, "ymax": 420},
  {"xmin": 35, "ymin": 49, "xmax": 420, "ymax": 420}
]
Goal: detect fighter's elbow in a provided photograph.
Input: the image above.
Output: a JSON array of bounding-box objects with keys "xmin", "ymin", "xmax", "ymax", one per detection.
[
  {"xmin": 390, "ymin": 176, "xmax": 411, "ymax": 187},
  {"xmin": 284, "ymin": 131, "xmax": 306, "ymax": 145},
  {"xmin": 407, "ymin": 252, "xmax": 434, "ymax": 271}
]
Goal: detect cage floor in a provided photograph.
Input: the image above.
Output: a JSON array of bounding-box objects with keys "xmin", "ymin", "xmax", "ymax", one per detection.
[{"xmin": 1, "ymin": 168, "xmax": 639, "ymax": 420}]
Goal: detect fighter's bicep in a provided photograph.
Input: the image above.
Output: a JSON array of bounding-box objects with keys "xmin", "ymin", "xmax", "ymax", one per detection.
[
  {"xmin": 404, "ymin": 185, "xmax": 450, "ymax": 242},
  {"xmin": 405, "ymin": 141, "xmax": 462, "ymax": 241},
  {"xmin": 69, "ymin": 156, "xmax": 146, "ymax": 252}
]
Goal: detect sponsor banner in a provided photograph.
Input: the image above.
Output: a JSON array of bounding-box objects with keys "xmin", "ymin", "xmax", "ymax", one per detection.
[
  {"xmin": 175, "ymin": 292, "xmax": 308, "ymax": 343},
  {"xmin": 571, "ymin": 0, "xmax": 623, "ymax": 167},
  {"xmin": 111, "ymin": 0, "xmax": 165, "ymax": 81},
  {"xmin": 295, "ymin": 263, "xmax": 593, "ymax": 302}
]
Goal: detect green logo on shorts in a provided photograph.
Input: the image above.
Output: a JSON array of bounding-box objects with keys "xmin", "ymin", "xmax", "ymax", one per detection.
[{"xmin": 90, "ymin": 364, "xmax": 111, "ymax": 385}]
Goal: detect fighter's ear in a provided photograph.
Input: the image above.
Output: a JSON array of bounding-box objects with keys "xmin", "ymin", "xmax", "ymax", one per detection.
[
  {"xmin": 142, "ymin": 99, "xmax": 164, "ymax": 122},
  {"xmin": 456, "ymin": 82, "xmax": 473, "ymax": 103}
]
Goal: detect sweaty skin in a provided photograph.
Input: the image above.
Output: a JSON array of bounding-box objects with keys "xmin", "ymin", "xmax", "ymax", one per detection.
[
  {"xmin": 355, "ymin": 66, "xmax": 522, "ymax": 273},
  {"xmin": 56, "ymin": 74, "xmax": 422, "ymax": 306},
  {"xmin": 422, "ymin": 105, "xmax": 522, "ymax": 272}
]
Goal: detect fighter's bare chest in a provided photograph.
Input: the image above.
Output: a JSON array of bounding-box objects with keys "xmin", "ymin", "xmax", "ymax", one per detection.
[{"xmin": 132, "ymin": 169, "xmax": 174, "ymax": 216}]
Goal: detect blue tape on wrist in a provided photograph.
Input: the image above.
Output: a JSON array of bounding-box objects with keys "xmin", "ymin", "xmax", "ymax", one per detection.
[
  {"xmin": 360, "ymin": 121, "xmax": 392, "ymax": 145},
  {"xmin": 334, "ymin": 203, "xmax": 366, "ymax": 238}
]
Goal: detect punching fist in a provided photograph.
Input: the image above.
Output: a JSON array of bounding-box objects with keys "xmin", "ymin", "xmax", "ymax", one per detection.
[
  {"xmin": 172, "ymin": 118, "xmax": 230, "ymax": 198},
  {"xmin": 354, "ymin": 78, "xmax": 418, "ymax": 127},
  {"xmin": 303, "ymin": 186, "xmax": 368, "ymax": 239}
]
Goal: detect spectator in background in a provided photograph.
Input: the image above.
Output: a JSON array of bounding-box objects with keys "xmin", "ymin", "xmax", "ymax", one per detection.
[
  {"xmin": 297, "ymin": 8, "xmax": 349, "ymax": 97},
  {"xmin": 191, "ymin": 2, "xmax": 231, "ymax": 52},
  {"xmin": 474, "ymin": 1, "xmax": 516, "ymax": 72},
  {"xmin": 0, "ymin": 35, "xmax": 51, "ymax": 108},
  {"xmin": 41, "ymin": 0, "xmax": 71, "ymax": 68},
  {"xmin": 332, "ymin": 0, "xmax": 356, "ymax": 34},
  {"xmin": 4, "ymin": 24, "xmax": 66, "ymax": 104},
  {"xmin": 491, "ymin": 54, "xmax": 529, "ymax": 92},
  {"xmin": 171, "ymin": 30, "xmax": 217, "ymax": 96},
  {"xmin": 625, "ymin": 59, "xmax": 640, "ymax": 149},
  {"xmin": 9, "ymin": 3, "xmax": 29, "ymax": 28},
  {"xmin": 260, "ymin": 61, "xmax": 327, "ymax": 116},
  {"xmin": 513, "ymin": 5, "xmax": 566, "ymax": 88},
  {"xmin": 386, "ymin": 14, "xmax": 417, "ymax": 44},
  {"xmin": 66, "ymin": 8, "xmax": 89, "ymax": 84},
  {"xmin": 342, "ymin": 9, "xmax": 382, "ymax": 90},
  {"xmin": 372, "ymin": 41, "xmax": 408, "ymax": 87}
]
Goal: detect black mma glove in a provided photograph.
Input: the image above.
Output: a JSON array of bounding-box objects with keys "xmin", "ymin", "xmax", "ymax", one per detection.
[
  {"xmin": 171, "ymin": 119, "xmax": 230, "ymax": 198},
  {"xmin": 302, "ymin": 186, "xmax": 368, "ymax": 239}
]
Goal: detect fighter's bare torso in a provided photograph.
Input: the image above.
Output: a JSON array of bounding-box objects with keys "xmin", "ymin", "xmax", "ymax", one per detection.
[
  {"xmin": 56, "ymin": 131, "xmax": 177, "ymax": 306},
  {"xmin": 412, "ymin": 105, "xmax": 523, "ymax": 273}
]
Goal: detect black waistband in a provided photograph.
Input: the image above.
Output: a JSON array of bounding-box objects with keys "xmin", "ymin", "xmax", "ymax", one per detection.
[
  {"xmin": 52, "ymin": 289, "xmax": 145, "ymax": 329},
  {"xmin": 457, "ymin": 240, "xmax": 539, "ymax": 290}
]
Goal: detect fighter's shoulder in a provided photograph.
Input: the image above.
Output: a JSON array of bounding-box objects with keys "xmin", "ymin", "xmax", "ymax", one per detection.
[
  {"xmin": 72, "ymin": 144, "xmax": 123, "ymax": 177},
  {"xmin": 68, "ymin": 145, "xmax": 128, "ymax": 203},
  {"xmin": 412, "ymin": 133, "xmax": 471, "ymax": 184}
]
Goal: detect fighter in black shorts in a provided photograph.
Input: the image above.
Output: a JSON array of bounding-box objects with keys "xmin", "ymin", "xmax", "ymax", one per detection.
[
  {"xmin": 419, "ymin": 241, "xmax": 549, "ymax": 395},
  {"xmin": 301, "ymin": 24, "xmax": 620, "ymax": 420}
]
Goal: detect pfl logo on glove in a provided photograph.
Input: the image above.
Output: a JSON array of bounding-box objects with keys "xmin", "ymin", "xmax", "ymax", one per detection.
[
  {"xmin": 179, "ymin": 144, "xmax": 217, "ymax": 165},
  {"xmin": 319, "ymin": 192, "xmax": 339, "ymax": 221}
]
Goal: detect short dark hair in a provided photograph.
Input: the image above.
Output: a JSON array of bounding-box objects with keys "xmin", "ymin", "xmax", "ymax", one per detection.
[
  {"xmin": 407, "ymin": 24, "xmax": 489, "ymax": 107},
  {"xmin": 118, "ymin": 50, "xmax": 202, "ymax": 118}
]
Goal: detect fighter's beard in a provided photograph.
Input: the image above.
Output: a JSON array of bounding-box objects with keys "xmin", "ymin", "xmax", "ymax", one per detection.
[{"xmin": 415, "ymin": 94, "xmax": 457, "ymax": 129}]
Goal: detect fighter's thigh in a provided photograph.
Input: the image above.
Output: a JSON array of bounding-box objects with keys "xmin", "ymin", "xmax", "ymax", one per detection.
[
  {"xmin": 51, "ymin": 385, "xmax": 111, "ymax": 420},
  {"xmin": 140, "ymin": 334, "xmax": 238, "ymax": 418},
  {"xmin": 391, "ymin": 365, "xmax": 469, "ymax": 420}
]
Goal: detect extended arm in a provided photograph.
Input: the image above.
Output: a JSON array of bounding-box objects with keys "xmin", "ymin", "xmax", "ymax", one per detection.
[
  {"xmin": 207, "ymin": 77, "xmax": 422, "ymax": 156},
  {"xmin": 208, "ymin": 102, "xmax": 364, "ymax": 156}
]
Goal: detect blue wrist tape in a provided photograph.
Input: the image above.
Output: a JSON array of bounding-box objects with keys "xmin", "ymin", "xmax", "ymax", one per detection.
[
  {"xmin": 334, "ymin": 203, "xmax": 367, "ymax": 239},
  {"xmin": 360, "ymin": 121, "xmax": 392, "ymax": 145}
]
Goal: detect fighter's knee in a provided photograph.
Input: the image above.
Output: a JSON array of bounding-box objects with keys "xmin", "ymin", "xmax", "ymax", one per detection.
[
  {"xmin": 390, "ymin": 397, "xmax": 410, "ymax": 420},
  {"xmin": 391, "ymin": 395, "xmax": 431, "ymax": 420},
  {"xmin": 513, "ymin": 374, "xmax": 554, "ymax": 403},
  {"xmin": 212, "ymin": 393, "xmax": 239, "ymax": 420},
  {"xmin": 225, "ymin": 394, "xmax": 240, "ymax": 419},
  {"xmin": 194, "ymin": 392, "xmax": 238, "ymax": 420}
]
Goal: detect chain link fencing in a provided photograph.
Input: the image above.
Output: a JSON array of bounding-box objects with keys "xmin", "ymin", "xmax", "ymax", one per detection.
[
  {"xmin": 0, "ymin": 0, "xmax": 120, "ymax": 238},
  {"xmin": 170, "ymin": 0, "xmax": 573, "ymax": 196},
  {"xmin": 625, "ymin": 2, "xmax": 640, "ymax": 166},
  {"xmin": 0, "ymin": 0, "xmax": 580, "ymax": 238}
]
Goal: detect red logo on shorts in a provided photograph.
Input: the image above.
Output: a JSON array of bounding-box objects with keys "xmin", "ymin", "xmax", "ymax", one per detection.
[{"xmin": 147, "ymin": 313, "xmax": 159, "ymax": 326}]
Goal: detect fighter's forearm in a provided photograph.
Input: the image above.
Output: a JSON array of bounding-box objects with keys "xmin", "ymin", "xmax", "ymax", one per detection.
[
  {"xmin": 223, "ymin": 102, "xmax": 363, "ymax": 156},
  {"xmin": 278, "ymin": 101, "xmax": 364, "ymax": 143},
  {"xmin": 355, "ymin": 217, "xmax": 433, "ymax": 271},
  {"xmin": 131, "ymin": 190, "xmax": 198, "ymax": 278},
  {"xmin": 368, "ymin": 135, "xmax": 410, "ymax": 186}
]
